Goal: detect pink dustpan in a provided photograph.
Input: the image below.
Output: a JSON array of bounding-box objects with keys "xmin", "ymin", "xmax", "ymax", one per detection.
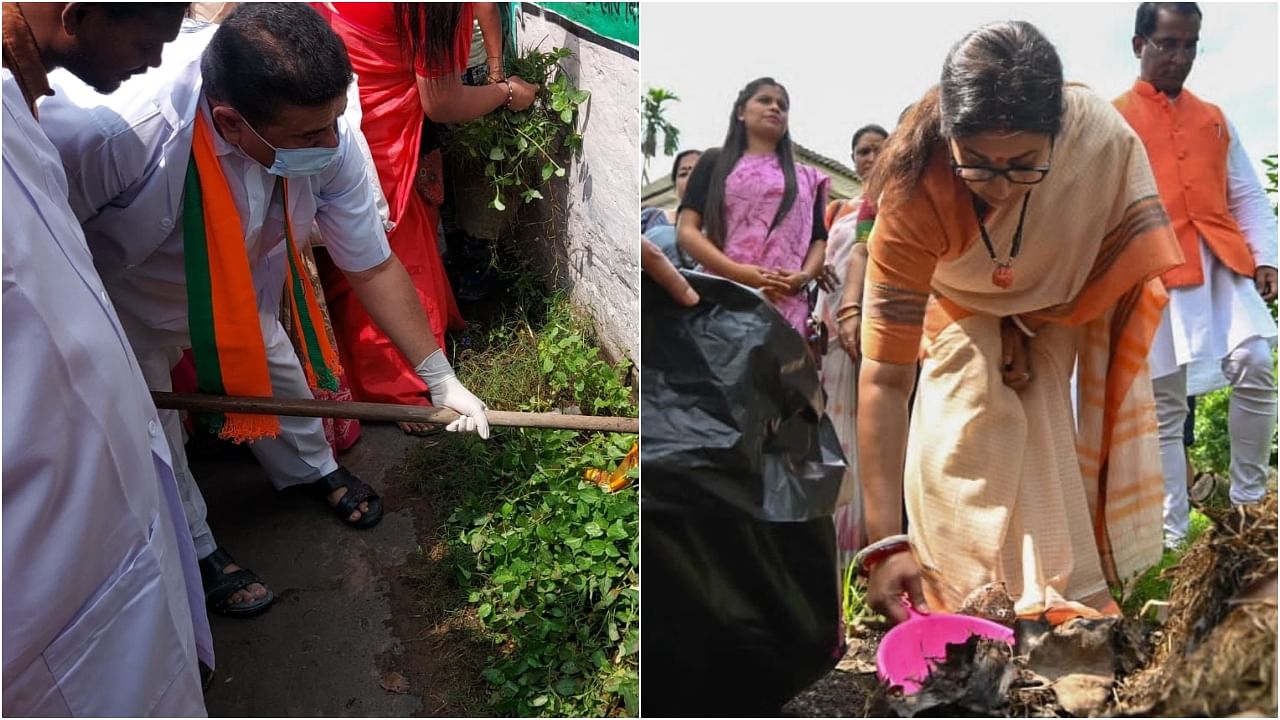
[{"xmin": 876, "ymin": 604, "xmax": 1015, "ymax": 694}]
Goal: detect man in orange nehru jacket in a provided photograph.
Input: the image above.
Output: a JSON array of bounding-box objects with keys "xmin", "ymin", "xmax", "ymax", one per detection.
[{"xmin": 1114, "ymin": 2, "xmax": 1277, "ymax": 549}]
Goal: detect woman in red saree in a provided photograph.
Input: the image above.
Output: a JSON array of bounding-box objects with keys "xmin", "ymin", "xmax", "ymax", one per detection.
[{"xmin": 313, "ymin": 3, "xmax": 536, "ymax": 433}]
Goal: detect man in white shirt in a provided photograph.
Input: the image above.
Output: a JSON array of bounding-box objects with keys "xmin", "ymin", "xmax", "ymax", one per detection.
[
  {"xmin": 3, "ymin": 2, "xmax": 211, "ymax": 715},
  {"xmin": 41, "ymin": 3, "xmax": 492, "ymax": 619},
  {"xmin": 1114, "ymin": 2, "xmax": 1278, "ymax": 548}
]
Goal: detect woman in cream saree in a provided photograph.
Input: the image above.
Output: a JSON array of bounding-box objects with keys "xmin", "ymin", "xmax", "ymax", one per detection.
[{"xmin": 856, "ymin": 21, "xmax": 1183, "ymax": 624}]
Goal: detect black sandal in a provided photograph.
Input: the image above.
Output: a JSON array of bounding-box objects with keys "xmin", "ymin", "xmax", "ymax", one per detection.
[
  {"xmin": 312, "ymin": 466, "xmax": 383, "ymax": 529},
  {"xmin": 199, "ymin": 547, "xmax": 274, "ymax": 618}
]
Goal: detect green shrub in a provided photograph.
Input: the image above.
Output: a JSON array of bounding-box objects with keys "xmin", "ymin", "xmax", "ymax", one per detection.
[
  {"xmin": 448, "ymin": 46, "xmax": 588, "ymax": 210},
  {"xmin": 1189, "ymin": 387, "xmax": 1234, "ymax": 476},
  {"xmin": 1189, "ymin": 347, "xmax": 1280, "ymax": 476},
  {"xmin": 434, "ymin": 295, "xmax": 638, "ymax": 717}
]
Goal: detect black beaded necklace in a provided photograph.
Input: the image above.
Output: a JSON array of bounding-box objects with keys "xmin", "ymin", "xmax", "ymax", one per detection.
[{"xmin": 971, "ymin": 190, "xmax": 1032, "ymax": 289}]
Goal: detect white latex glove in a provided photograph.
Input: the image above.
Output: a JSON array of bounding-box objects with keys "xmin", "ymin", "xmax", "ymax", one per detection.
[{"xmin": 415, "ymin": 350, "xmax": 491, "ymax": 439}]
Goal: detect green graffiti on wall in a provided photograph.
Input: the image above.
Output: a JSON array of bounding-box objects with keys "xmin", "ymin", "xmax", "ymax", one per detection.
[{"xmin": 539, "ymin": 3, "xmax": 638, "ymax": 46}]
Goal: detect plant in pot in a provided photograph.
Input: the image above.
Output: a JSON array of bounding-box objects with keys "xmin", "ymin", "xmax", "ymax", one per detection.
[{"xmin": 448, "ymin": 45, "xmax": 590, "ymax": 240}]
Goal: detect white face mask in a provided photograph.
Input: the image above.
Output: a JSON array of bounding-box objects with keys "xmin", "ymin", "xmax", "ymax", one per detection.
[{"xmin": 238, "ymin": 112, "xmax": 340, "ymax": 177}]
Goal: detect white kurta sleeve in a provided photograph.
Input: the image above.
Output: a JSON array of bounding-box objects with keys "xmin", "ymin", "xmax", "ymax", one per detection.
[
  {"xmin": 1225, "ymin": 118, "xmax": 1278, "ymax": 269},
  {"xmin": 39, "ymin": 75, "xmax": 163, "ymax": 225},
  {"xmin": 344, "ymin": 72, "xmax": 394, "ymax": 234},
  {"xmin": 312, "ymin": 117, "xmax": 393, "ymax": 273}
]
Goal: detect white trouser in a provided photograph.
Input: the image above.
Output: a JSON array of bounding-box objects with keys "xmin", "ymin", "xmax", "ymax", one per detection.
[
  {"xmin": 133, "ymin": 318, "xmax": 339, "ymax": 559},
  {"xmin": 1152, "ymin": 335, "xmax": 1276, "ymax": 545}
]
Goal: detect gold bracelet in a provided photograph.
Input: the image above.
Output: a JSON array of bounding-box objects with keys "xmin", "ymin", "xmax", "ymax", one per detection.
[{"xmin": 836, "ymin": 308, "xmax": 862, "ymax": 323}]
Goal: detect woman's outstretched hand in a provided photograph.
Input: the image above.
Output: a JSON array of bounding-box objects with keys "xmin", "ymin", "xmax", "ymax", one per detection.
[{"xmin": 867, "ymin": 551, "xmax": 930, "ymax": 626}]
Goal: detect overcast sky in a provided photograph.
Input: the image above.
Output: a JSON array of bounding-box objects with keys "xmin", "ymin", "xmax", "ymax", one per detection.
[{"xmin": 641, "ymin": 2, "xmax": 1278, "ymax": 182}]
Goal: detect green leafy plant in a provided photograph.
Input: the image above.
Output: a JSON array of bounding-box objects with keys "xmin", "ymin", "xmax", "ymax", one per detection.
[
  {"xmin": 641, "ymin": 86, "xmax": 680, "ymax": 185},
  {"xmin": 426, "ymin": 292, "xmax": 638, "ymax": 717},
  {"xmin": 1189, "ymin": 387, "xmax": 1233, "ymax": 477},
  {"xmin": 840, "ymin": 559, "xmax": 877, "ymax": 632},
  {"xmin": 539, "ymin": 321, "xmax": 633, "ymax": 416},
  {"xmin": 454, "ymin": 427, "xmax": 638, "ymax": 717},
  {"xmin": 449, "ymin": 46, "xmax": 590, "ymax": 210}
]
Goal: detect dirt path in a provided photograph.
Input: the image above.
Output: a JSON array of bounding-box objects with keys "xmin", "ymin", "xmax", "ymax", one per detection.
[{"xmin": 191, "ymin": 424, "xmax": 445, "ymax": 717}]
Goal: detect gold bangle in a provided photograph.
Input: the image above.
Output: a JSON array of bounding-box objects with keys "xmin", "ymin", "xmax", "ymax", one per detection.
[{"xmin": 836, "ymin": 308, "xmax": 862, "ymax": 323}]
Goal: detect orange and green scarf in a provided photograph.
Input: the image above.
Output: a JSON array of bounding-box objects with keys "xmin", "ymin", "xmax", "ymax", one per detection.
[{"xmin": 183, "ymin": 112, "xmax": 342, "ymax": 443}]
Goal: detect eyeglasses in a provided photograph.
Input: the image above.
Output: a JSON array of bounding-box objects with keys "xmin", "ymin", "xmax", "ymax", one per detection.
[
  {"xmin": 950, "ymin": 162, "xmax": 1051, "ymax": 184},
  {"xmin": 1142, "ymin": 35, "xmax": 1201, "ymax": 58}
]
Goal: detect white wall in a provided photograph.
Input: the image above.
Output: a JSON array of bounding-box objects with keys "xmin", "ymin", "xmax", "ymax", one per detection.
[{"xmin": 515, "ymin": 7, "xmax": 639, "ymax": 365}]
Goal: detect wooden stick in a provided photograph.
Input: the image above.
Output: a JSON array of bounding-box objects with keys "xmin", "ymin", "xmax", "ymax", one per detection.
[{"xmin": 151, "ymin": 392, "xmax": 638, "ymax": 434}]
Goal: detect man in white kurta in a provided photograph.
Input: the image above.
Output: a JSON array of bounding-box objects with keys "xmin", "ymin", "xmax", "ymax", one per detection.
[
  {"xmin": 2, "ymin": 2, "xmax": 210, "ymax": 715},
  {"xmin": 1116, "ymin": 3, "xmax": 1278, "ymax": 548},
  {"xmin": 40, "ymin": 4, "xmax": 491, "ymax": 617}
]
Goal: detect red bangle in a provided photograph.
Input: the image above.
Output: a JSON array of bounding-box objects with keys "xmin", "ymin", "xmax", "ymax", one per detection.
[{"xmin": 854, "ymin": 534, "xmax": 912, "ymax": 578}]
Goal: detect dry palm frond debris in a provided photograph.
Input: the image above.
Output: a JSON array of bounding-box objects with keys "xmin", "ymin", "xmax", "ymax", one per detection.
[{"xmin": 1115, "ymin": 492, "xmax": 1277, "ymax": 717}]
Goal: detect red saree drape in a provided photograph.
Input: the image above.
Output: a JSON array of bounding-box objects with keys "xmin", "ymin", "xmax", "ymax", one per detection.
[{"xmin": 315, "ymin": 2, "xmax": 469, "ymax": 406}]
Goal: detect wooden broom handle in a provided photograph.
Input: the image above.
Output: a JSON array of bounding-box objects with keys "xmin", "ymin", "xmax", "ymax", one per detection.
[{"xmin": 151, "ymin": 392, "xmax": 638, "ymax": 434}]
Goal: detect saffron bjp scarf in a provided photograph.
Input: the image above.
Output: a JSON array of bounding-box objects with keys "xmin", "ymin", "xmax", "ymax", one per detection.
[{"xmin": 183, "ymin": 112, "xmax": 342, "ymax": 442}]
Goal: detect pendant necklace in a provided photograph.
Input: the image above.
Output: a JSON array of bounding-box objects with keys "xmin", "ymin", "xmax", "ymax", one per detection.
[{"xmin": 972, "ymin": 191, "xmax": 1031, "ymax": 289}]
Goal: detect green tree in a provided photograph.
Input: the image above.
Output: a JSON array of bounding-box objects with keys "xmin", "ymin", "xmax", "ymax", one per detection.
[{"xmin": 641, "ymin": 87, "xmax": 681, "ymax": 185}]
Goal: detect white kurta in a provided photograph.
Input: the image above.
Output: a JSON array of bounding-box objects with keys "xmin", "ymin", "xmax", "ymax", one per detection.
[
  {"xmin": 1148, "ymin": 117, "xmax": 1279, "ymax": 395},
  {"xmin": 40, "ymin": 24, "xmax": 392, "ymax": 351},
  {"xmin": 2, "ymin": 71, "xmax": 211, "ymax": 717},
  {"xmin": 38, "ymin": 24, "xmax": 395, "ymax": 524}
]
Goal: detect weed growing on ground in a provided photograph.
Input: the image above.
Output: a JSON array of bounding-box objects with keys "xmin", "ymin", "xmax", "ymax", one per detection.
[
  {"xmin": 1118, "ymin": 509, "xmax": 1212, "ymax": 616},
  {"xmin": 841, "ymin": 559, "xmax": 877, "ymax": 632},
  {"xmin": 409, "ymin": 291, "xmax": 637, "ymax": 717}
]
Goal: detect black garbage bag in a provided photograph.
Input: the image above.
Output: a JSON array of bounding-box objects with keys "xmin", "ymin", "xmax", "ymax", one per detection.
[{"xmin": 641, "ymin": 271, "xmax": 847, "ymax": 717}]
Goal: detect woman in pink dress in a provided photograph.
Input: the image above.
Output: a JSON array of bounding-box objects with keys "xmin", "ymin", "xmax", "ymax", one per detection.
[{"xmin": 676, "ymin": 77, "xmax": 831, "ymax": 336}]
